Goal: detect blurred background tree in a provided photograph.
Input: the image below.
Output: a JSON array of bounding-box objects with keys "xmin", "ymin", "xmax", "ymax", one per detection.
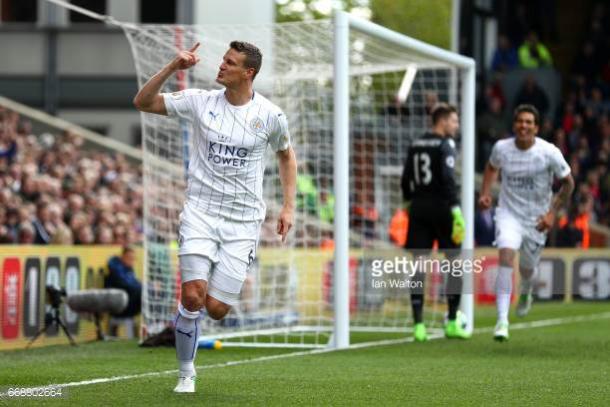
[{"xmin": 275, "ymin": 0, "xmax": 451, "ymax": 48}]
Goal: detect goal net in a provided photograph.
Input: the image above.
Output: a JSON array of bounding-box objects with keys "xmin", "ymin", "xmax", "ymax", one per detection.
[{"xmin": 123, "ymin": 13, "xmax": 475, "ymax": 348}]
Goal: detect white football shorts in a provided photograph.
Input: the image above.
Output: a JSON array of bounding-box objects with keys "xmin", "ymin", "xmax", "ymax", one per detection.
[
  {"xmin": 178, "ymin": 201, "xmax": 261, "ymax": 306},
  {"xmin": 494, "ymin": 207, "xmax": 544, "ymax": 270}
]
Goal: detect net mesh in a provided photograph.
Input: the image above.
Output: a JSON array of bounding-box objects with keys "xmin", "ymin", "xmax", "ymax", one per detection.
[{"xmin": 123, "ymin": 19, "xmax": 464, "ymax": 346}]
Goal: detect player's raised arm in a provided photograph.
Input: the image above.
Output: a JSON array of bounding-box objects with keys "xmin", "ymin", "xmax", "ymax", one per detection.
[
  {"xmin": 133, "ymin": 42, "xmax": 200, "ymax": 115},
  {"xmin": 276, "ymin": 146, "xmax": 297, "ymax": 243}
]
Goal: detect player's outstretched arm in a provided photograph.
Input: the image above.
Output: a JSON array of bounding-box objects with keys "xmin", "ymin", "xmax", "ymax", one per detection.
[
  {"xmin": 276, "ymin": 146, "xmax": 297, "ymax": 243},
  {"xmin": 133, "ymin": 42, "xmax": 200, "ymax": 115},
  {"xmin": 536, "ymin": 174, "xmax": 574, "ymax": 232},
  {"xmin": 479, "ymin": 162, "xmax": 499, "ymax": 209}
]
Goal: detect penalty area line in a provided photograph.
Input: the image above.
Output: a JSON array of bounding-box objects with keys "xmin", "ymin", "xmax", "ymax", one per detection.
[{"xmin": 8, "ymin": 311, "xmax": 610, "ymax": 392}]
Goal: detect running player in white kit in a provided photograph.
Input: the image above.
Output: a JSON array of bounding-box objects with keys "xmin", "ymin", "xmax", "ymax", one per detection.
[
  {"xmin": 133, "ymin": 41, "xmax": 297, "ymax": 392},
  {"xmin": 479, "ymin": 104, "xmax": 573, "ymax": 342}
]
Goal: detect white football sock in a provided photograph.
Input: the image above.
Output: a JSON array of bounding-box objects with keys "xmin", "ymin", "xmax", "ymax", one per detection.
[
  {"xmin": 496, "ymin": 266, "xmax": 513, "ymax": 324},
  {"xmin": 175, "ymin": 303, "xmax": 200, "ymax": 377}
]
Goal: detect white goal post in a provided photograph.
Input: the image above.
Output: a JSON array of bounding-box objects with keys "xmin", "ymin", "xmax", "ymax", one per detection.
[{"xmin": 332, "ymin": 11, "xmax": 476, "ymax": 348}]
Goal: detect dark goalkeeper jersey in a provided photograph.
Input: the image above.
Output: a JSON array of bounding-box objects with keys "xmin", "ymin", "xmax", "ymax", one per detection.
[{"xmin": 401, "ymin": 132, "xmax": 458, "ymax": 206}]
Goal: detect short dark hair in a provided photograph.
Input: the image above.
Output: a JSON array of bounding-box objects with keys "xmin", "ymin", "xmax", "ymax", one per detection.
[
  {"xmin": 230, "ymin": 41, "xmax": 262, "ymax": 79},
  {"xmin": 431, "ymin": 103, "xmax": 458, "ymax": 125},
  {"xmin": 122, "ymin": 246, "xmax": 134, "ymax": 256},
  {"xmin": 513, "ymin": 104, "xmax": 540, "ymax": 125}
]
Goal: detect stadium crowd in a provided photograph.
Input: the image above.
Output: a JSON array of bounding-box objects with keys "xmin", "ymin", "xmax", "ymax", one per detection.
[
  {"xmin": 0, "ymin": 107, "xmax": 143, "ymax": 245},
  {"xmin": 476, "ymin": 2, "xmax": 610, "ymax": 247}
]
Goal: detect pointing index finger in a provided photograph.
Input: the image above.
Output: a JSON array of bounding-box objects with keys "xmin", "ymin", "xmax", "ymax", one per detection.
[{"xmin": 189, "ymin": 42, "xmax": 200, "ymax": 53}]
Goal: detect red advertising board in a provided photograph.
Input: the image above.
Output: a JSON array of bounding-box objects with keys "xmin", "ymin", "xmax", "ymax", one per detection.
[{"xmin": 2, "ymin": 257, "xmax": 22, "ymax": 339}]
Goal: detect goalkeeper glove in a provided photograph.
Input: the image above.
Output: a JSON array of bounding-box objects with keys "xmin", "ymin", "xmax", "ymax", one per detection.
[{"xmin": 451, "ymin": 206, "xmax": 465, "ymax": 245}]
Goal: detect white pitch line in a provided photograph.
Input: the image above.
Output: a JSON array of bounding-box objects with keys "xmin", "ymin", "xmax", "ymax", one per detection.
[
  {"xmin": 6, "ymin": 312, "xmax": 610, "ymax": 392},
  {"xmin": 473, "ymin": 311, "xmax": 610, "ymax": 334}
]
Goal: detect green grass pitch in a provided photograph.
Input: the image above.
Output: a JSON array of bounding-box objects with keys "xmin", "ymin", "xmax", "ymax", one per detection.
[{"xmin": 1, "ymin": 302, "xmax": 609, "ymax": 406}]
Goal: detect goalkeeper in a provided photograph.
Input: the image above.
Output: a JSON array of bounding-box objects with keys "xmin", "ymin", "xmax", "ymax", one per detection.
[
  {"xmin": 400, "ymin": 103, "xmax": 469, "ymax": 341},
  {"xmin": 134, "ymin": 41, "xmax": 297, "ymax": 393}
]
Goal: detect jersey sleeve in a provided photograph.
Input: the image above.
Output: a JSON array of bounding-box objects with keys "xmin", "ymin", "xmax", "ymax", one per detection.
[
  {"xmin": 440, "ymin": 139, "xmax": 459, "ymax": 206},
  {"xmin": 549, "ymin": 145, "xmax": 571, "ymax": 179},
  {"xmin": 268, "ymin": 110, "xmax": 291, "ymax": 152},
  {"xmin": 488, "ymin": 141, "xmax": 503, "ymax": 169},
  {"xmin": 162, "ymin": 89, "xmax": 206, "ymax": 121}
]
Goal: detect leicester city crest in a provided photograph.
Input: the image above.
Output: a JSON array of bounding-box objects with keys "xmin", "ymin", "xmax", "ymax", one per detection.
[{"xmin": 250, "ymin": 117, "xmax": 265, "ymax": 133}]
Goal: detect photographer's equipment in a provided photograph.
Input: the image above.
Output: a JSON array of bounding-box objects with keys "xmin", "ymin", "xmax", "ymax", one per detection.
[
  {"xmin": 66, "ymin": 289, "xmax": 128, "ymax": 340},
  {"xmin": 26, "ymin": 285, "xmax": 76, "ymax": 348}
]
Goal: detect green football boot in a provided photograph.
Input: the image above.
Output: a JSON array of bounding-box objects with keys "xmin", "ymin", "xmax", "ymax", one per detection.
[
  {"xmin": 413, "ymin": 323, "xmax": 428, "ymax": 342},
  {"xmin": 445, "ymin": 319, "xmax": 471, "ymax": 339}
]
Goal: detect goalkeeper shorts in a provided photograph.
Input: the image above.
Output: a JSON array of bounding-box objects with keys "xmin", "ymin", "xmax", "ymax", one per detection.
[{"xmin": 178, "ymin": 202, "xmax": 261, "ymax": 306}]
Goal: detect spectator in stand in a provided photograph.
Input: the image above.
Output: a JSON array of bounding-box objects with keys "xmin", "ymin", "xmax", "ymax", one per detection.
[
  {"xmin": 96, "ymin": 225, "xmax": 114, "ymax": 244},
  {"xmin": 0, "ymin": 191, "xmax": 17, "ymax": 241},
  {"xmin": 477, "ymin": 97, "xmax": 507, "ymax": 171},
  {"xmin": 539, "ymin": 117, "xmax": 555, "ymax": 141},
  {"xmin": 105, "ymin": 246, "xmax": 142, "ymax": 336},
  {"xmin": 574, "ymin": 136, "xmax": 593, "ymax": 172},
  {"xmin": 0, "ymin": 208, "xmax": 11, "ymax": 243},
  {"xmin": 574, "ymin": 195, "xmax": 592, "ymax": 248},
  {"xmin": 491, "ymin": 34, "xmax": 519, "ymax": 72},
  {"xmin": 560, "ymin": 101, "xmax": 576, "ymax": 134},
  {"xmin": 0, "ymin": 125, "xmax": 18, "ymax": 164},
  {"xmin": 586, "ymin": 87, "xmax": 610, "ymax": 118},
  {"xmin": 553, "ymin": 128, "xmax": 569, "ymax": 157},
  {"xmin": 388, "ymin": 207, "xmax": 408, "ymax": 247},
  {"xmin": 572, "ymin": 41, "xmax": 602, "ymax": 85},
  {"xmin": 482, "ymin": 76, "xmax": 507, "ymax": 112},
  {"xmin": 567, "ymin": 113, "xmax": 584, "ymax": 152},
  {"xmin": 296, "ymin": 162, "xmax": 318, "ymax": 217},
  {"xmin": 556, "ymin": 207, "xmax": 583, "ymax": 247},
  {"xmin": 514, "ymin": 76, "xmax": 550, "ymax": 119},
  {"xmin": 75, "ymin": 225, "xmax": 95, "ymax": 245},
  {"xmin": 32, "ymin": 202, "xmax": 52, "ymax": 244},
  {"xmin": 518, "ymin": 31, "xmax": 553, "ymax": 68},
  {"xmin": 17, "ymin": 222, "xmax": 35, "ymax": 244},
  {"xmin": 318, "ymin": 178, "xmax": 335, "ymax": 225},
  {"xmin": 0, "ymin": 109, "xmax": 144, "ymax": 246}
]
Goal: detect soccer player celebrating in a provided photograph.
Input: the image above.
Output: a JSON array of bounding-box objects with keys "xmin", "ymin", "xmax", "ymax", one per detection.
[
  {"xmin": 401, "ymin": 103, "xmax": 469, "ymax": 342},
  {"xmin": 133, "ymin": 41, "xmax": 297, "ymax": 392},
  {"xmin": 479, "ymin": 104, "xmax": 573, "ymax": 341}
]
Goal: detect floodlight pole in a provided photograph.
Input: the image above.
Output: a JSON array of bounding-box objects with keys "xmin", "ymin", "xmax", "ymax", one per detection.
[{"xmin": 332, "ymin": 9, "xmax": 350, "ymax": 349}]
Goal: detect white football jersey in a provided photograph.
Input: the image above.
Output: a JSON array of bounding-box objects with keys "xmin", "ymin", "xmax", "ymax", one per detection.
[
  {"xmin": 489, "ymin": 137, "xmax": 571, "ymax": 232},
  {"xmin": 163, "ymin": 88, "xmax": 291, "ymax": 222}
]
